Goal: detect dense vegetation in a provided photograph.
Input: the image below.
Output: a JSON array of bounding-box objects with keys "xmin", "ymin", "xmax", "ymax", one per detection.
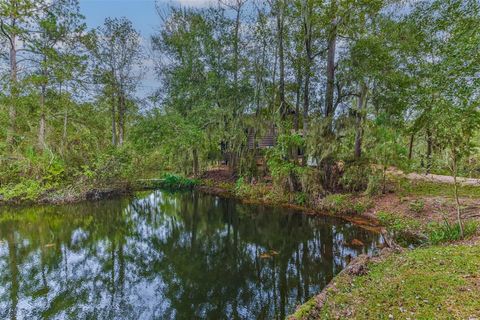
[
  {"xmin": 1, "ymin": 1, "xmax": 479, "ymax": 318},
  {"xmin": 1, "ymin": 1, "xmax": 479, "ymax": 217}
]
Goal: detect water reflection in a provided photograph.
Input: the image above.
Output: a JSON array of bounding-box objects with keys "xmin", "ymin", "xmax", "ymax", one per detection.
[{"xmin": 0, "ymin": 190, "xmax": 383, "ymax": 319}]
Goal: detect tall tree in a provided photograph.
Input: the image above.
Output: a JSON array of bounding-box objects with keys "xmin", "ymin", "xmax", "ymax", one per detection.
[
  {"xmin": 28, "ymin": 0, "xmax": 87, "ymax": 150},
  {"xmin": 324, "ymin": 0, "xmax": 337, "ymax": 124},
  {"xmin": 92, "ymin": 17, "xmax": 143, "ymax": 146},
  {"xmin": 0, "ymin": 0, "xmax": 48, "ymax": 146}
]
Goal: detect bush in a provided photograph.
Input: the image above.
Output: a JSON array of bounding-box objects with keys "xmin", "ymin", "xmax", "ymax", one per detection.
[
  {"xmin": 427, "ymin": 220, "xmax": 478, "ymax": 245},
  {"xmin": 365, "ymin": 171, "xmax": 383, "ymax": 196},
  {"xmin": 377, "ymin": 211, "xmax": 422, "ymax": 246},
  {"xmin": 409, "ymin": 199, "xmax": 425, "ymax": 214},
  {"xmin": 0, "ymin": 179, "xmax": 45, "ymax": 201},
  {"xmin": 299, "ymin": 168, "xmax": 324, "ymax": 200},
  {"xmin": 340, "ymin": 161, "xmax": 372, "ymax": 192},
  {"xmin": 321, "ymin": 194, "xmax": 371, "ymax": 215},
  {"xmin": 378, "ymin": 211, "xmax": 420, "ymax": 232},
  {"xmin": 295, "ymin": 192, "xmax": 307, "ymax": 206},
  {"xmin": 234, "ymin": 177, "xmax": 275, "ymax": 201},
  {"xmin": 266, "ymin": 133, "xmax": 305, "ymax": 192},
  {"xmin": 159, "ymin": 173, "xmax": 199, "ymax": 190}
]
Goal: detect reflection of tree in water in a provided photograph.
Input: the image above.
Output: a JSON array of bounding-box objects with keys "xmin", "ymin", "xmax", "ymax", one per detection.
[{"xmin": 0, "ymin": 191, "xmax": 382, "ymax": 319}]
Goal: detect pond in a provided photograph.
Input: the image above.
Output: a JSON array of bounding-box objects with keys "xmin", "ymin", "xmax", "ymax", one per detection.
[{"xmin": 0, "ymin": 190, "xmax": 383, "ymax": 319}]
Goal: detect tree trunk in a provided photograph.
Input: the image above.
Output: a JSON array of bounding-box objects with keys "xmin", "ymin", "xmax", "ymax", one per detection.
[
  {"xmin": 303, "ymin": 62, "xmax": 310, "ymax": 136},
  {"xmin": 193, "ymin": 148, "xmax": 199, "ymax": 177},
  {"xmin": 62, "ymin": 109, "xmax": 68, "ymax": 146},
  {"xmin": 452, "ymin": 154, "xmax": 464, "ymax": 238},
  {"xmin": 325, "ymin": 0, "xmax": 338, "ymax": 124},
  {"xmin": 302, "ymin": 0, "xmax": 313, "ymax": 135},
  {"xmin": 111, "ymin": 94, "xmax": 117, "ymax": 146},
  {"xmin": 233, "ymin": 5, "xmax": 240, "ymax": 113},
  {"xmin": 118, "ymin": 92, "xmax": 125, "ymax": 146},
  {"xmin": 354, "ymin": 83, "xmax": 368, "ymax": 160},
  {"xmin": 426, "ymin": 127, "xmax": 433, "ymax": 173},
  {"xmin": 408, "ymin": 132, "xmax": 415, "ymax": 160},
  {"xmin": 276, "ymin": 0, "xmax": 286, "ymax": 120},
  {"xmin": 294, "ymin": 65, "xmax": 302, "ymax": 131},
  {"xmin": 7, "ymin": 30, "xmax": 17, "ymax": 146},
  {"xmin": 38, "ymin": 84, "xmax": 47, "ymax": 151}
]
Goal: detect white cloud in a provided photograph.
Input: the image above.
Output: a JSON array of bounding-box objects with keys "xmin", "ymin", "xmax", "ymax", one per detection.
[{"xmin": 173, "ymin": 0, "xmax": 215, "ymax": 7}]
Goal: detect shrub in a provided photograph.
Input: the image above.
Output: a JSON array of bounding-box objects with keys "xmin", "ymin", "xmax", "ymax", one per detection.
[
  {"xmin": 409, "ymin": 199, "xmax": 425, "ymax": 214},
  {"xmin": 159, "ymin": 173, "xmax": 199, "ymax": 190},
  {"xmin": 0, "ymin": 179, "xmax": 45, "ymax": 201},
  {"xmin": 365, "ymin": 171, "xmax": 383, "ymax": 196},
  {"xmin": 378, "ymin": 211, "xmax": 420, "ymax": 232},
  {"xmin": 321, "ymin": 194, "xmax": 373, "ymax": 215},
  {"xmin": 299, "ymin": 168, "xmax": 324, "ymax": 201},
  {"xmin": 295, "ymin": 192, "xmax": 307, "ymax": 206},
  {"xmin": 377, "ymin": 211, "xmax": 422, "ymax": 246},
  {"xmin": 427, "ymin": 220, "xmax": 478, "ymax": 245},
  {"xmin": 266, "ymin": 133, "xmax": 305, "ymax": 192},
  {"xmin": 340, "ymin": 161, "xmax": 371, "ymax": 192},
  {"xmin": 234, "ymin": 177, "xmax": 274, "ymax": 202},
  {"xmin": 323, "ymin": 194, "xmax": 350, "ymax": 212}
]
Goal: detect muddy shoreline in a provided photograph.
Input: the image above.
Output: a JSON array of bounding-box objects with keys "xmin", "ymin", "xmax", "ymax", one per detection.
[{"xmin": 196, "ymin": 184, "xmax": 385, "ymax": 233}]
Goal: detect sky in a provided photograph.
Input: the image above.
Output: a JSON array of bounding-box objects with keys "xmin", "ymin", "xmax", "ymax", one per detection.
[{"xmin": 79, "ymin": 0, "xmax": 214, "ymax": 98}]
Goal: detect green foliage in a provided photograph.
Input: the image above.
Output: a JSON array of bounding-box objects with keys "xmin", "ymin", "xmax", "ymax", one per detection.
[
  {"xmin": 321, "ymin": 194, "xmax": 372, "ymax": 215},
  {"xmin": 409, "ymin": 199, "xmax": 425, "ymax": 214},
  {"xmin": 427, "ymin": 220, "xmax": 478, "ymax": 245},
  {"xmin": 398, "ymin": 179, "xmax": 480, "ymax": 198},
  {"xmin": 1, "ymin": 0, "xmax": 480, "ymax": 212},
  {"xmin": 0, "ymin": 180, "xmax": 44, "ymax": 201},
  {"xmin": 377, "ymin": 211, "xmax": 422, "ymax": 246},
  {"xmin": 290, "ymin": 297, "xmax": 317, "ymax": 319},
  {"xmin": 266, "ymin": 133, "xmax": 306, "ymax": 192},
  {"xmin": 365, "ymin": 171, "xmax": 383, "ymax": 196},
  {"xmin": 340, "ymin": 161, "xmax": 371, "ymax": 192},
  {"xmin": 378, "ymin": 211, "xmax": 421, "ymax": 233},
  {"xmin": 234, "ymin": 177, "xmax": 277, "ymax": 202},
  {"xmin": 159, "ymin": 174, "xmax": 199, "ymax": 190},
  {"xmin": 299, "ymin": 168, "xmax": 325, "ymax": 200},
  {"xmin": 294, "ymin": 192, "xmax": 307, "ymax": 206}
]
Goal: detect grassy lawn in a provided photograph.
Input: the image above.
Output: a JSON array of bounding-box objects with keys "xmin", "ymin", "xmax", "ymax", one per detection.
[
  {"xmin": 293, "ymin": 244, "xmax": 480, "ymax": 319},
  {"xmin": 397, "ymin": 179, "xmax": 480, "ymax": 198}
]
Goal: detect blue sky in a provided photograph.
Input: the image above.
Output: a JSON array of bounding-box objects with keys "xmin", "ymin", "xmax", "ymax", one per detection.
[
  {"xmin": 79, "ymin": 0, "xmax": 213, "ymax": 97},
  {"xmin": 80, "ymin": 0, "xmax": 214, "ymax": 35},
  {"xmin": 81, "ymin": 0, "xmax": 160, "ymax": 38}
]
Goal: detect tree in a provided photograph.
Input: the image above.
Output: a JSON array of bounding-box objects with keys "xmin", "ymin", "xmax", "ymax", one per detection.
[
  {"xmin": 0, "ymin": 0, "xmax": 48, "ymax": 146},
  {"xmin": 92, "ymin": 17, "xmax": 143, "ymax": 146},
  {"xmin": 28, "ymin": 0, "xmax": 87, "ymax": 150}
]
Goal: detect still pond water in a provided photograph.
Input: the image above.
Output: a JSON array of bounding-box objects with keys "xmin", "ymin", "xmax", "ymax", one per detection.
[{"xmin": 0, "ymin": 190, "xmax": 383, "ymax": 319}]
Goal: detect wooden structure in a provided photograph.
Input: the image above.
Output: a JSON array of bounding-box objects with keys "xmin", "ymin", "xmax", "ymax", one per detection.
[{"xmin": 247, "ymin": 126, "xmax": 277, "ymax": 150}]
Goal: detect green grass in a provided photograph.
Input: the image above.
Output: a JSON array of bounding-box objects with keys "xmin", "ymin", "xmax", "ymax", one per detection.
[
  {"xmin": 0, "ymin": 179, "xmax": 46, "ymax": 201},
  {"xmin": 397, "ymin": 179, "xmax": 480, "ymax": 198},
  {"xmin": 314, "ymin": 244, "xmax": 480, "ymax": 319},
  {"xmin": 159, "ymin": 174, "xmax": 199, "ymax": 190},
  {"xmin": 427, "ymin": 220, "xmax": 478, "ymax": 245},
  {"xmin": 137, "ymin": 174, "xmax": 199, "ymax": 190},
  {"xmin": 321, "ymin": 194, "xmax": 373, "ymax": 215},
  {"xmin": 290, "ymin": 297, "xmax": 317, "ymax": 319},
  {"xmin": 377, "ymin": 211, "xmax": 423, "ymax": 246},
  {"xmin": 377, "ymin": 210, "xmax": 479, "ymax": 246}
]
